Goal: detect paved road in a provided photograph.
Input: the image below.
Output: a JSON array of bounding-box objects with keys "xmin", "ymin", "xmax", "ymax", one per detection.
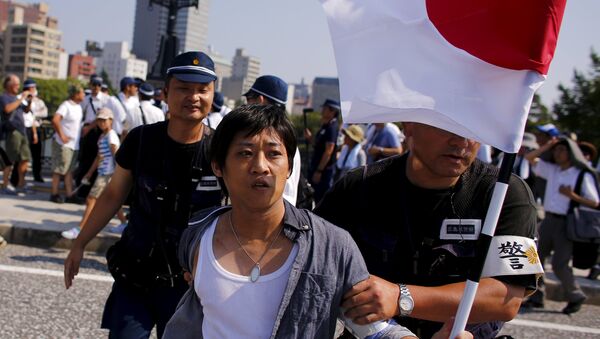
[
  {"xmin": 2, "ymin": 244, "xmax": 599, "ymax": 338},
  {"xmin": 0, "ymin": 243, "xmax": 156, "ymax": 338}
]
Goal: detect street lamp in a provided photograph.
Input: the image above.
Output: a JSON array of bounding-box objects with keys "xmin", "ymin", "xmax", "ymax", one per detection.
[{"xmin": 146, "ymin": 0, "xmax": 200, "ymax": 85}]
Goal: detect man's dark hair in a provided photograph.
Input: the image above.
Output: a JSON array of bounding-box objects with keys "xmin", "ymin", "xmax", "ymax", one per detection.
[{"xmin": 211, "ymin": 104, "xmax": 297, "ymax": 179}]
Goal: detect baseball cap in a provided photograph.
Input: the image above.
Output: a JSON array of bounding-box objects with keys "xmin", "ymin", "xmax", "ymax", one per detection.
[
  {"xmin": 96, "ymin": 107, "xmax": 114, "ymax": 120},
  {"xmin": 212, "ymin": 92, "xmax": 224, "ymax": 110},
  {"xmin": 139, "ymin": 83, "xmax": 155, "ymax": 96},
  {"xmin": 90, "ymin": 76, "xmax": 103, "ymax": 86},
  {"xmin": 166, "ymin": 51, "xmax": 217, "ymax": 84},
  {"xmin": 323, "ymin": 98, "xmax": 341, "ymax": 111},
  {"xmin": 120, "ymin": 77, "xmax": 136, "ymax": 89},
  {"xmin": 535, "ymin": 123, "xmax": 560, "ymax": 137},
  {"xmin": 23, "ymin": 79, "xmax": 36, "ymax": 89},
  {"xmin": 243, "ymin": 75, "xmax": 288, "ymax": 105}
]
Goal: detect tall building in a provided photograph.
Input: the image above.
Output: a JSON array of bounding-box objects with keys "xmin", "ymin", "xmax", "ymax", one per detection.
[
  {"xmin": 221, "ymin": 48, "xmax": 260, "ymax": 101},
  {"xmin": 132, "ymin": 0, "xmax": 210, "ymax": 68},
  {"xmin": 68, "ymin": 52, "xmax": 96, "ymax": 82},
  {"xmin": 2, "ymin": 5, "xmax": 62, "ymax": 80},
  {"xmin": 311, "ymin": 77, "xmax": 340, "ymax": 111},
  {"xmin": 0, "ymin": 1, "xmax": 53, "ymax": 31},
  {"xmin": 206, "ymin": 46, "xmax": 231, "ymax": 92},
  {"xmin": 96, "ymin": 41, "xmax": 148, "ymax": 89}
]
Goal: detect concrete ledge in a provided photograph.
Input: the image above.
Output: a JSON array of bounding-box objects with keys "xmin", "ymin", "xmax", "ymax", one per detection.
[{"xmin": 0, "ymin": 223, "xmax": 119, "ymax": 254}]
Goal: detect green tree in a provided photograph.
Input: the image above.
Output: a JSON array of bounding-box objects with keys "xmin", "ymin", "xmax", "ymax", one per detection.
[
  {"xmin": 33, "ymin": 78, "xmax": 83, "ymax": 115},
  {"xmin": 553, "ymin": 50, "xmax": 600, "ymax": 146},
  {"xmin": 100, "ymin": 69, "xmax": 117, "ymax": 95},
  {"xmin": 527, "ymin": 93, "xmax": 552, "ymax": 126}
]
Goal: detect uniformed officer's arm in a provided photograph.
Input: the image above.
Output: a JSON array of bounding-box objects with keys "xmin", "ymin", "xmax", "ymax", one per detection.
[
  {"xmin": 64, "ymin": 165, "xmax": 133, "ymax": 289},
  {"xmin": 342, "ymin": 275, "xmax": 524, "ymax": 325},
  {"xmin": 312, "ymin": 142, "xmax": 336, "ymax": 183}
]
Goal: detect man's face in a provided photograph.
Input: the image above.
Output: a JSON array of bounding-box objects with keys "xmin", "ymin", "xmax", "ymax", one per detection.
[
  {"xmin": 552, "ymin": 144, "xmax": 570, "ymax": 165},
  {"xmin": 404, "ymin": 122, "xmax": 480, "ymax": 188},
  {"xmin": 73, "ymin": 89, "xmax": 85, "ymax": 103},
  {"xmin": 6, "ymin": 76, "xmax": 20, "ymax": 95},
  {"xmin": 321, "ymin": 106, "xmax": 336, "ymax": 122},
  {"xmin": 90, "ymin": 83, "xmax": 101, "ymax": 96},
  {"xmin": 213, "ymin": 128, "xmax": 289, "ymax": 210},
  {"xmin": 164, "ymin": 77, "xmax": 214, "ymax": 122},
  {"xmin": 126, "ymin": 84, "xmax": 138, "ymax": 97}
]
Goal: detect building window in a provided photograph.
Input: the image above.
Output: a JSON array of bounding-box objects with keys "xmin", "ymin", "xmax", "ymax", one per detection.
[
  {"xmin": 10, "ymin": 56, "xmax": 25, "ymax": 62},
  {"xmin": 11, "ymin": 37, "xmax": 27, "ymax": 44},
  {"xmin": 30, "ymin": 48, "xmax": 44, "ymax": 55},
  {"xmin": 29, "ymin": 57, "xmax": 43, "ymax": 64},
  {"xmin": 31, "ymin": 29, "xmax": 45, "ymax": 37},
  {"xmin": 11, "ymin": 46, "xmax": 26, "ymax": 53},
  {"xmin": 11, "ymin": 27, "xmax": 27, "ymax": 34},
  {"xmin": 28, "ymin": 67, "xmax": 42, "ymax": 74},
  {"xmin": 30, "ymin": 39, "xmax": 44, "ymax": 46}
]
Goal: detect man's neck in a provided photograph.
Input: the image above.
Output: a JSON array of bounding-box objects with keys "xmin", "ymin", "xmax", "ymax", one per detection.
[
  {"xmin": 229, "ymin": 200, "xmax": 286, "ymax": 240},
  {"xmin": 167, "ymin": 119, "xmax": 205, "ymax": 144},
  {"xmin": 406, "ymin": 154, "xmax": 459, "ymax": 189}
]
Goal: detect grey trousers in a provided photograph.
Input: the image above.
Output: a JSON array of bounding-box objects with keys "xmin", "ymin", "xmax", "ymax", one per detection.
[{"xmin": 536, "ymin": 213, "xmax": 586, "ymax": 302}]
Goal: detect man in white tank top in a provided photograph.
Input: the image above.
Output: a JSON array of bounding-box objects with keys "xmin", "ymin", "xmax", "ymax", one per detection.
[{"xmin": 164, "ymin": 105, "xmax": 471, "ymax": 339}]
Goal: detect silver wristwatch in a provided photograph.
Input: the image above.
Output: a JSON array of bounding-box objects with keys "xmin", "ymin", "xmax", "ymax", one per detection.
[{"xmin": 398, "ymin": 283, "xmax": 414, "ymax": 317}]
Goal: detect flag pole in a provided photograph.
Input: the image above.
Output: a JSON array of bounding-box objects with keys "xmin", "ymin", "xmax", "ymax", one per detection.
[{"xmin": 450, "ymin": 152, "xmax": 517, "ymax": 338}]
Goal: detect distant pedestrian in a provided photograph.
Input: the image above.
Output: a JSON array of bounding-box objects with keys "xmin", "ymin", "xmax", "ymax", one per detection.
[
  {"xmin": 304, "ymin": 98, "xmax": 340, "ymax": 203},
  {"xmin": 335, "ymin": 124, "xmax": 366, "ymax": 181},
  {"xmin": 50, "ymin": 85, "xmax": 85, "ymax": 203},
  {"xmin": 153, "ymin": 88, "xmax": 169, "ymax": 115},
  {"xmin": 523, "ymin": 137, "xmax": 599, "ymax": 314},
  {"xmin": 0, "ymin": 74, "xmax": 35, "ymax": 194},
  {"xmin": 62, "ymin": 108, "xmax": 125, "ymax": 239},
  {"xmin": 22, "ymin": 79, "xmax": 48, "ymax": 183},
  {"xmin": 243, "ymin": 75, "xmax": 301, "ymax": 205},
  {"xmin": 202, "ymin": 91, "xmax": 224, "ymax": 129},
  {"xmin": 364, "ymin": 123, "xmax": 403, "ymax": 164},
  {"xmin": 123, "ymin": 82, "xmax": 165, "ymax": 137}
]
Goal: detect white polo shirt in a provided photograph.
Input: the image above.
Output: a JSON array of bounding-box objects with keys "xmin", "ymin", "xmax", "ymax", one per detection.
[{"xmin": 533, "ymin": 159, "xmax": 599, "ymax": 215}]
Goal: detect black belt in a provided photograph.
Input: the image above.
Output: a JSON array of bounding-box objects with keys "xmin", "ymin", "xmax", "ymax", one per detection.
[{"xmin": 546, "ymin": 211, "xmax": 566, "ymax": 219}]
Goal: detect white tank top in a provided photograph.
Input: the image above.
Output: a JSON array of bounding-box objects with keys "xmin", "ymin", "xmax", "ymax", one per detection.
[{"xmin": 195, "ymin": 218, "xmax": 298, "ymax": 339}]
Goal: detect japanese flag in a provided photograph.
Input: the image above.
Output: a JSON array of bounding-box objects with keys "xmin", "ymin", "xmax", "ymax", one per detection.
[{"xmin": 321, "ymin": 0, "xmax": 566, "ymax": 153}]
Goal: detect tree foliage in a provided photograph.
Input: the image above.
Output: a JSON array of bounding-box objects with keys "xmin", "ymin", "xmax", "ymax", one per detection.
[
  {"xmin": 32, "ymin": 78, "xmax": 84, "ymax": 116},
  {"xmin": 553, "ymin": 50, "xmax": 600, "ymax": 146}
]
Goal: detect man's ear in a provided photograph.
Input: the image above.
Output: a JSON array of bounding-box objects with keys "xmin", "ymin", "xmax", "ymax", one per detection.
[
  {"xmin": 402, "ymin": 122, "xmax": 414, "ymax": 138},
  {"xmin": 211, "ymin": 161, "xmax": 223, "ymax": 178}
]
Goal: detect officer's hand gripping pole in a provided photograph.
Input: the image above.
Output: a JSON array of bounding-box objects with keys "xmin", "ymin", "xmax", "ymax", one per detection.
[{"xmin": 450, "ymin": 153, "xmax": 517, "ymax": 338}]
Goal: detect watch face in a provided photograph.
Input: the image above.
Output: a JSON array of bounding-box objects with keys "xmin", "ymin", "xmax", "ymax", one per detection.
[{"xmin": 400, "ymin": 297, "xmax": 414, "ymax": 312}]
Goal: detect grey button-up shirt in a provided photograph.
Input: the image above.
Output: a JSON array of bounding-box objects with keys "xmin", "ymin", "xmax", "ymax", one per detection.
[{"xmin": 163, "ymin": 202, "xmax": 414, "ymax": 339}]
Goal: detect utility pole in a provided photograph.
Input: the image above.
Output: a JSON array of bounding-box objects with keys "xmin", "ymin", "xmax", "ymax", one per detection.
[{"xmin": 146, "ymin": 0, "xmax": 199, "ymax": 86}]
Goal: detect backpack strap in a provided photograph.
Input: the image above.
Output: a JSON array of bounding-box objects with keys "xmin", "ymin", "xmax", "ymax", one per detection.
[{"xmin": 569, "ymin": 169, "xmax": 587, "ymax": 213}]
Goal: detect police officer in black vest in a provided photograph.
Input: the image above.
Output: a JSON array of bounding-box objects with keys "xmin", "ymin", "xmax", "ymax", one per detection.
[
  {"xmin": 316, "ymin": 122, "xmax": 540, "ymax": 338},
  {"xmin": 64, "ymin": 51, "xmax": 223, "ymax": 338}
]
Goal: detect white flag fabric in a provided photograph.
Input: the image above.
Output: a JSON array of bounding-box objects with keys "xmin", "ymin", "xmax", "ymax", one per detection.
[{"xmin": 321, "ymin": 0, "xmax": 566, "ymax": 153}]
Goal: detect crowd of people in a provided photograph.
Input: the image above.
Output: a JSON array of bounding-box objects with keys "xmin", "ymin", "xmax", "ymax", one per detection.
[{"xmin": 1, "ymin": 50, "xmax": 599, "ymax": 338}]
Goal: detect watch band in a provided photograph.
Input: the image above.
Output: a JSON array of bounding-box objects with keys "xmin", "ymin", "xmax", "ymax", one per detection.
[{"xmin": 398, "ymin": 283, "xmax": 414, "ymax": 317}]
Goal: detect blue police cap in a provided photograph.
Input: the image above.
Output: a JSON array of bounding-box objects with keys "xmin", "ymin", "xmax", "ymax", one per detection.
[
  {"xmin": 23, "ymin": 79, "xmax": 36, "ymax": 89},
  {"xmin": 212, "ymin": 92, "xmax": 224, "ymax": 110},
  {"xmin": 536, "ymin": 123, "xmax": 560, "ymax": 137},
  {"xmin": 243, "ymin": 75, "xmax": 288, "ymax": 105},
  {"xmin": 139, "ymin": 83, "xmax": 154, "ymax": 96},
  {"xmin": 120, "ymin": 77, "xmax": 136, "ymax": 89},
  {"xmin": 323, "ymin": 98, "xmax": 341, "ymax": 111},
  {"xmin": 90, "ymin": 76, "xmax": 103, "ymax": 86},
  {"xmin": 167, "ymin": 51, "xmax": 217, "ymax": 84}
]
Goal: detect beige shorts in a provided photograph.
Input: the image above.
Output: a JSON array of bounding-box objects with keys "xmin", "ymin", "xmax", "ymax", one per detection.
[
  {"xmin": 51, "ymin": 140, "xmax": 78, "ymax": 175},
  {"xmin": 6, "ymin": 130, "xmax": 31, "ymax": 163},
  {"xmin": 88, "ymin": 175, "xmax": 111, "ymax": 198}
]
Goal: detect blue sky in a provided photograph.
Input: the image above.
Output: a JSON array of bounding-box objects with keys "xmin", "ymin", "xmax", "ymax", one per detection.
[{"xmin": 21, "ymin": 0, "xmax": 600, "ymax": 108}]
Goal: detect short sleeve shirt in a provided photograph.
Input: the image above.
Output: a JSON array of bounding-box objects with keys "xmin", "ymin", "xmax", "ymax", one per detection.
[
  {"xmin": 0, "ymin": 93, "xmax": 26, "ymax": 135},
  {"xmin": 365, "ymin": 124, "xmax": 401, "ymax": 163},
  {"xmin": 54, "ymin": 100, "xmax": 83, "ymax": 150},
  {"xmin": 533, "ymin": 160, "xmax": 599, "ymax": 214},
  {"xmin": 310, "ymin": 118, "xmax": 339, "ymax": 171},
  {"xmin": 97, "ymin": 129, "xmax": 120, "ymax": 176}
]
